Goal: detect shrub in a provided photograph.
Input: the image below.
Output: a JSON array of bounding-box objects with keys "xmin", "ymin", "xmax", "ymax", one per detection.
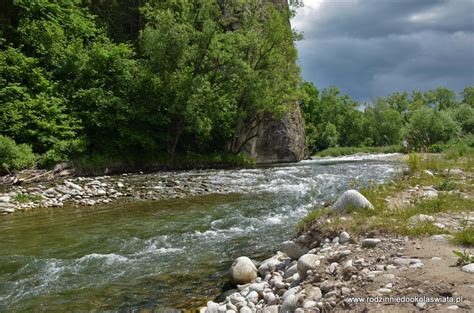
[
  {"xmin": 406, "ymin": 153, "xmax": 421, "ymax": 173},
  {"xmin": 0, "ymin": 135, "xmax": 36, "ymax": 174}
]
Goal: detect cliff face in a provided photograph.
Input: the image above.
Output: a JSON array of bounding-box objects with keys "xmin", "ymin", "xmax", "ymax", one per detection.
[{"xmin": 242, "ymin": 106, "xmax": 309, "ymax": 163}]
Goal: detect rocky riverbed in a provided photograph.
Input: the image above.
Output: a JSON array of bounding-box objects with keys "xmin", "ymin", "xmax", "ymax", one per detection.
[
  {"xmin": 0, "ymin": 171, "xmax": 239, "ymax": 214},
  {"xmin": 205, "ymin": 188, "xmax": 474, "ymax": 313},
  {"xmin": 206, "ymin": 225, "xmax": 474, "ymax": 312}
]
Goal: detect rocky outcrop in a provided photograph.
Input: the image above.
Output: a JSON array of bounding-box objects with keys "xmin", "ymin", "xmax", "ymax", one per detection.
[{"xmin": 242, "ymin": 105, "xmax": 309, "ymax": 164}]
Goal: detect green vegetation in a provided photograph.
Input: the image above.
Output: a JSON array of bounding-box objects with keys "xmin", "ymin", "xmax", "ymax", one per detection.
[
  {"xmin": 300, "ymin": 82, "xmax": 473, "ymax": 155},
  {"xmin": 315, "ymin": 145, "xmax": 403, "ymax": 157},
  {"xmin": 0, "ymin": 135, "xmax": 36, "ymax": 174},
  {"xmin": 13, "ymin": 193, "xmax": 43, "ymax": 203},
  {"xmin": 298, "ymin": 152, "xmax": 474, "ymax": 246},
  {"xmin": 452, "ymin": 249, "xmax": 474, "ymax": 265},
  {"xmin": 0, "ymin": 0, "xmax": 301, "ymax": 172}
]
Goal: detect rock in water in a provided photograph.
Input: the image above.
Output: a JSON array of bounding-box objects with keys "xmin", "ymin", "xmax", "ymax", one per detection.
[
  {"xmin": 229, "ymin": 256, "xmax": 257, "ymax": 285},
  {"xmin": 280, "ymin": 240, "xmax": 309, "ymax": 260},
  {"xmin": 332, "ymin": 190, "xmax": 373, "ymax": 212}
]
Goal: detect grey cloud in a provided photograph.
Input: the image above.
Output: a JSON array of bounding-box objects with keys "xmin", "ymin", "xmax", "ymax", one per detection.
[{"xmin": 293, "ymin": 0, "xmax": 474, "ymax": 101}]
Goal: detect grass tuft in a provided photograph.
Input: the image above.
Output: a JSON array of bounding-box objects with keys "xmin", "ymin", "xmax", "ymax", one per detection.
[{"xmin": 14, "ymin": 193, "xmax": 43, "ymax": 203}]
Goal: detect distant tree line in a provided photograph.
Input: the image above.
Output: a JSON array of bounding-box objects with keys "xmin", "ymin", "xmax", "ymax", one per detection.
[
  {"xmin": 300, "ymin": 83, "xmax": 473, "ymax": 153},
  {"xmin": 0, "ymin": 0, "xmax": 302, "ymax": 172}
]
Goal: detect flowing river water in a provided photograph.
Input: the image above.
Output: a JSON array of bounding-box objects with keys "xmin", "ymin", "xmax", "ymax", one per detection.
[{"xmin": 0, "ymin": 155, "xmax": 401, "ymax": 311}]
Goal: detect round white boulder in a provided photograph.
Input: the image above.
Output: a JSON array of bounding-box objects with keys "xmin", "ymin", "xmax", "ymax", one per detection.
[
  {"xmin": 332, "ymin": 190, "xmax": 373, "ymax": 212},
  {"xmin": 229, "ymin": 256, "xmax": 258, "ymax": 285}
]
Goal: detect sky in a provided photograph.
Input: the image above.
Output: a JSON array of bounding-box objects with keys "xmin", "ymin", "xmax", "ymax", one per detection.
[{"xmin": 291, "ymin": 0, "xmax": 474, "ymax": 102}]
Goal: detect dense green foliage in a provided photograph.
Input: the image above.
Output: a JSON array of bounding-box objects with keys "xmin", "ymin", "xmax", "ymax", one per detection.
[
  {"xmin": 1, "ymin": 0, "xmax": 472, "ymax": 173},
  {"xmin": 0, "ymin": 135, "xmax": 36, "ymax": 174},
  {"xmin": 300, "ymin": 82, "xmax": 473, "ymax": 154},
  {"xmin": 0, "ymin": 0, "xmax": 301, "ymax": 171}
]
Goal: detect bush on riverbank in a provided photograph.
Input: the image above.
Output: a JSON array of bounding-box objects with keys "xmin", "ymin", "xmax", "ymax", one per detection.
[{"xmin": 0, "ymin": 135, "xmax": 36, "ymax": 174}]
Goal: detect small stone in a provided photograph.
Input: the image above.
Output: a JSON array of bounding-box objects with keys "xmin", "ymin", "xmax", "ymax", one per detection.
[
  {"xmin": 431, "ymin": 234, "xmax": 450, "ymax": 241},
  {"xmin": 447, "ymin": 305, "xmax": 459, "ymax": 310},
  {"xmin": 206, "ymin": 301, "xmax": 219, "ymax": 313},
  {"xmin": 326, "ymin": 262, "xmax": 339, "ymax": 274},
  {"xmin": 240, "ymin": 306, "xmax": 252, "ymax": 313},
  {"xmin": 64, "ymin": 181, "xmax": 82, "ymax": 191},
  {"xmin": 280, "ymin": 240, "xmax": 309, "ymax": 260},
  {"xmin": 0, "ymin": 196, "xmax": 11, "ymax": 203},
  {"xmin": 408, "ymin": 214, "xmax": 435, "ymax": 225},
  {"xmin": 377, "ymin": 288, "xmax": 392, "ymax": 294},
  {"xmin": 461, "ymin": 263, "xmax": 474, "ymax": 273},
  {"xmin": 261, "ymin": 306, "xmax": 279, "ymax": 313},
  {"xmin": 423, "ymin": 170, "xmax": 434, "ymax": 177},
  {"xmin": 339, "ymin": 231, "xmax": 350, "ymax": 244},
  {"xmin": 409, "ymin": 262, "xmax": 424, "ymax": 269},
  {"xmin": 297, "ymin": 254, "xmax": 322, "ymax": 279},
  {"xmin": 279, "ymin": 294, "xmax": 296, "ymax": 313},
  {"xmin": 361, "ymin": 238, "xmax": 381, "ymax": 248},
  {"xmin": 416, "ymin": 302, "xmax": 427, "ymax": 309},
  {"xmin": 391, "ymin": 258, "xmax": 421, "ymax": 267},
  {"xmin": 246, "ymin": 290, "xmax": 259, "ymax": 304},
  {"xmin": 303, "ymin": 300, "xmax": 317, "ymax": 308},
  {"xmin": 264, "ymin": 292, "xmax": 279, "ymax": 305}
]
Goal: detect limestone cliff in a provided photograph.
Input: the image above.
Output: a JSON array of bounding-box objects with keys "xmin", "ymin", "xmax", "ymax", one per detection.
[{"xmin": 242, "ymin": 106, "xmax": 309, "ymax": 163}]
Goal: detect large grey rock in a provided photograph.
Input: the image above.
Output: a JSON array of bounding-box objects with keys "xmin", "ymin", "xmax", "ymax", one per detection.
[
  {"xmin": 229, "ymin": 257, "xmax": 257, "ymax": 285},
  {"xmin": 332, "ymin": 190, "xmax": 373, "ymax": 212},
  {"xmin": 236, "ymin": 106, "xmax": 309, "ymax": 164},
  {"xmin": 297, "ymin": 254, "xmax": 322, "ymax": 279},
  {"xmin": 281, "ymin": 240, "xmax": 309, "ymax": 260}
]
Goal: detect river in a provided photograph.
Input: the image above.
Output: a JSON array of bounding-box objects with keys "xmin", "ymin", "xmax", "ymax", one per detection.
[{"xmin": 0, "ymin": 155, "xmax": 401, "ymax": 311}]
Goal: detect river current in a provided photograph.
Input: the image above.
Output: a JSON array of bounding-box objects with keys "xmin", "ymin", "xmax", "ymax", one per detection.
[{"xmin": 0, "ymin": 155, "xmax": 401, "ymax": 311}]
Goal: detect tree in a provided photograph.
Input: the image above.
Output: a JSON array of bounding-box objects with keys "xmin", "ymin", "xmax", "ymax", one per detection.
[
  {"xmin": 0, "ymin": 47, "xmax": 78, "ymax": 155},
  {"xmin": 364, "ymin": 98, "xmax": 403, "ymax": 146},
  {"xmin": 406, "ymin": 108, "xmax": 461, "ymax": 149}
]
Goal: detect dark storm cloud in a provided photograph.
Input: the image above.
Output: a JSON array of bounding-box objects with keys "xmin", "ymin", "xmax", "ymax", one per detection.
[{"xmin": 292, "ymin": 0, "xmax": 474, "ymax": 101}]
